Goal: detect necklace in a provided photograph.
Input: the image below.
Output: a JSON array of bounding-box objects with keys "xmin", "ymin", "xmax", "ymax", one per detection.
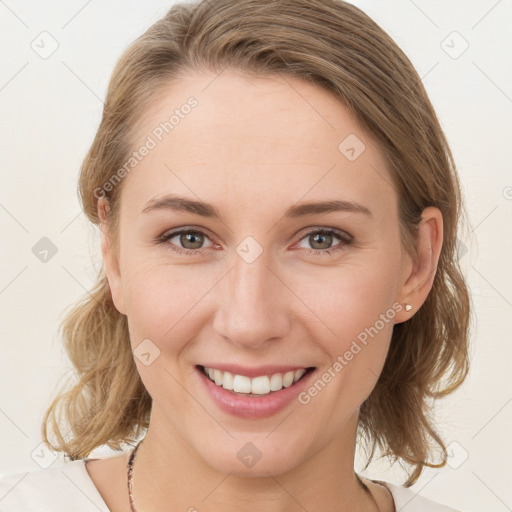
[
  {"xmin": 126, "ymin": 439, "xmax": 385, "ymax": 512},
  {"xmin": 127, "ymin": 439, "xmax": 143, "ymax": 512}
]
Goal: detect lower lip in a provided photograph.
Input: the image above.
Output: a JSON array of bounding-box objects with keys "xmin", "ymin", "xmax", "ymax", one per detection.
[{"xmin": 196, "ymin": 366, "xmax": 316, "ymax": 419}]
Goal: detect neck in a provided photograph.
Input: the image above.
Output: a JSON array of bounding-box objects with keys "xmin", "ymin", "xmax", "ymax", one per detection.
[{"xmin": 129, "ymin": 408, "xmax": 378, "ymax": 512}]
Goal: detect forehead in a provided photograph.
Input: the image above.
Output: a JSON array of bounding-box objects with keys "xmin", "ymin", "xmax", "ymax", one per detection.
[{"xmin": 121, "ymin": 69, "xmax": 397, "ymax": 220}]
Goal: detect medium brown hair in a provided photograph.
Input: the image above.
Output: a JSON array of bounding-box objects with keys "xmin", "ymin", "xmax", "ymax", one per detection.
[{"xmin": 42, "ymin": 0, "xmax": 472, "ymax": 486}]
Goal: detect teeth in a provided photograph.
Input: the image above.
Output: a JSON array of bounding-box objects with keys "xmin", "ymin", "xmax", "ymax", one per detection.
[
  {"xmin": 222, "ymin": 371, "xmax": 234, "ymax": 390},
  {"xmin": 294, "ymin": 368, "xmax": 306, "ymax": 381},
  {"xmin": 233, "ymin": 374, "xmax": 252, "ymax": 393},
  {"xmin": 213, "ymin": 369, "xmax": 223, "ymax": 386},
  {"xmin": 251, "ymin": 376, "xmax": 270, "ymax": 395},
  {"xmin": 202, "ymin": 366, "xmax": 309, "ymax": 395},
  {"xmin": 282, "ymin": 371, "xmax": 294, "ymax": 388},
  {"xmin": 270, "ymin": 372, "xmax": 283, "ymax": 392}
]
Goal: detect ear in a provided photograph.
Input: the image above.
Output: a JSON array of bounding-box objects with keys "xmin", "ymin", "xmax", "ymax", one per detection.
[
  {"xmin": 394, "ymin": 206, "xmax": 443, "ymax": 324},
  {"xmin": 97, "ymin": 198, "xmax": 127, "ymax": 315}
]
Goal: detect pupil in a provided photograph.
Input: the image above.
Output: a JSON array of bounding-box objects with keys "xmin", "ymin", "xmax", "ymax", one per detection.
[
  {"xmin": 182, "ymin": 232, "xmax": 203, "ymax": 249},
  {"xmin": 311, "ymin": 232, "xmax": 331, "ymax": 249}
]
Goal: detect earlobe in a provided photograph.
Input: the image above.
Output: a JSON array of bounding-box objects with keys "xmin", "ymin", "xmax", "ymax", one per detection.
[
  {"xmin": 395, "ymin": 207, "xmax": 443, "ymax": 323},
  {"xmin": 97, "ymin": 199, "xmax": 127, "ymax": 315}
]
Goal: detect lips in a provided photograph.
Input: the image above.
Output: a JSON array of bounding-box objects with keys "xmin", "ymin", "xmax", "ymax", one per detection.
[{"xmin": 195, "ymin": 364, "xmax": 317, "ymax": 418}]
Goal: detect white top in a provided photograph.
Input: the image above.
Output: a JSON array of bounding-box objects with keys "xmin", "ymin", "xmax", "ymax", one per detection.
[{"xmin": 0, "ymin": 459, "xmax": 463, "ymax": 511}]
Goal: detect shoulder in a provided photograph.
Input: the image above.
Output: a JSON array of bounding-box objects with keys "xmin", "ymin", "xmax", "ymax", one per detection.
[
  {"xmin": 0, "ymin": 459, "xmax": 109, "ymax": 512},
  {"xmin": 381, "ymin": 481, "xmax": 463, "ymax": 512}
]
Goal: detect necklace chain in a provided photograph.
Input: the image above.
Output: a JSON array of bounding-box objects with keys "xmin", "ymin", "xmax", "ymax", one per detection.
[
  {"xmin": 126, "ymin": 440, "xmax": 385, "ymax": 512},
  {"xmin": 127, "ymin": 439, "xmax": 143, "ymax": 512}
]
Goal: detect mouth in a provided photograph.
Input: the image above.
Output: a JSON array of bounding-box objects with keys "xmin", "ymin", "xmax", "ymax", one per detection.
[{"xmin": 197, "ymin": 364, "xmax": 316, "ymax": 397}]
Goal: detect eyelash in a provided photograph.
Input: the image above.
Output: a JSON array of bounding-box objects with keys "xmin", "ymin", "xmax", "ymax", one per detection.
[{"xmin": 156, "ymin": 227, "xmax": 353, "ymax": 257}]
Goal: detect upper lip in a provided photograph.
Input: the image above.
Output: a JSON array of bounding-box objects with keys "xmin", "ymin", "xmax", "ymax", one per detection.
[{"xmin": 198, "ymin": 364, "xmax": 314, "ymax": 378}]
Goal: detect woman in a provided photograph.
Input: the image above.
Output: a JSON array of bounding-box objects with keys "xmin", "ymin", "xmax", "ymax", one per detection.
[{"xmin": 0, "ymin": 0, "xmax": 471, "ymax": 510}]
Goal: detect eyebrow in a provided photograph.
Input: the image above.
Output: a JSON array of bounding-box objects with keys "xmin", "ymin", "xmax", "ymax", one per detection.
[{"xmin": 142, "ymin": 194, "xmax": 372, "ymax": 219}]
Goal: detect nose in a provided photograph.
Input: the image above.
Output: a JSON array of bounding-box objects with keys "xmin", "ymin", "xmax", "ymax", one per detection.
[{"xmin": 212, "ymin": 249, "xmax": 291, "ymax": 351}]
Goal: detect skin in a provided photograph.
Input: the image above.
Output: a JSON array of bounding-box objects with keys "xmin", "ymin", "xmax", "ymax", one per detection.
[{"xmin": 86, "ymin": 69, "xmax": 443, "ymax": 512}]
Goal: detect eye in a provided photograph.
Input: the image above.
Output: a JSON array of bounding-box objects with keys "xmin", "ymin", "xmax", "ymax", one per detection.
[
  {"xmin": 296, "ymin": 228, "xmax": 352, "ymax": 256},
  {"xmin": 157, "ymin": 227, "xmax": 352, "ymax": 256},
  {"xmin": 158, "ymin": 228, "xmax": 215, "ymax": 255}
]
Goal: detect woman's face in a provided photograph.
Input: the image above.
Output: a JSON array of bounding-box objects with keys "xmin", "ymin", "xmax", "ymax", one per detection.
[{"xmin": 101, "ymin": 69, "xmax": 417, "ymax": 476}]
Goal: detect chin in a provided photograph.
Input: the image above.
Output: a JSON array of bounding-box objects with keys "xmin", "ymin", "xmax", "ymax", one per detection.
[{"xmin": 197, "ymin": 438, "xmax": 304, "ymax": 478}]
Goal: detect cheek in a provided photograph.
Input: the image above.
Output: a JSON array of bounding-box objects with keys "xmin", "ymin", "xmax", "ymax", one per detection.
[
  {"xmin": 120, "ymin": 254, "xmax": 220, "ymax": 348},
  {"xmin": 120, "ymin": 260, "xmax": 209, "ymax": 400},
  {"xmin": 292, "ymin": 250, "xmax": 400, "ymax": 402},
  {"xmin": 296, "ymin": 270, "xmax": 398, "ymax": 426},
  {"xmin": 294, "ymin": 255, "xmax": 400, "ymax": 345}
]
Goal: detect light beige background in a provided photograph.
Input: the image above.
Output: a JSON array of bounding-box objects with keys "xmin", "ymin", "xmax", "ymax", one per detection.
[{"xmin": 0, "ymin": 1, "xmax": 511, "ymax": 511}]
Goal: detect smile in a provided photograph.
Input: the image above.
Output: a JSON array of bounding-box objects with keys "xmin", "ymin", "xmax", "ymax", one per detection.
[{"xmin": 201, "ymin": 365, "xmax": 313, "ymax": 396}]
